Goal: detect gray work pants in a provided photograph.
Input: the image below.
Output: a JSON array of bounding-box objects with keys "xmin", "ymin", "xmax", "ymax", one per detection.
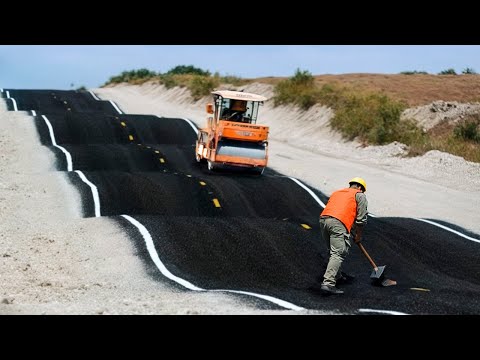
[{"xmin": 319, "ymin": 217, "xmax": 352, "ymax": 286}]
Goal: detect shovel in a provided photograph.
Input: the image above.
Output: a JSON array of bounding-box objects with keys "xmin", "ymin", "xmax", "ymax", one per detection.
[{"xmin": 356, "ymin": 242, "xmax": 397, "ymax": 287}]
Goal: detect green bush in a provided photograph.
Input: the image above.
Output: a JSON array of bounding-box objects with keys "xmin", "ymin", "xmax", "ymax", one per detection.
[
  {"xmin": 157, "ymin": 73, "xmax": 219, "ymax": 99},
  {"xmin": 395, "ymin": 118, "xmax": 426, "ymax": 145},
  {"xmin": 274, "ymin": 68, "xmax": 317, "ymax": 110},
  {"xmin": 454, "ymin": 116, "xmax": 480, "ymax": 142},
  {"xmin": 272, "ymin": 69, "xmax": 480, "ymax": 162},
  {"xmin": 400, "ymin": 70, "xmax": 429, "ymax": 75},
  {"xmin": 104, "ymin": 68, "xmax": 157, "ymax": 85},
  {"xmin": 438, "ymin": 68, "xmax": 457, "ymax": 75},
  {"xmin": 317, "ymin": 83, "xmax": 349, "ymax": 108},
  {"xmin": 160, "ymin": 74, "xmax": 178, "ymax": 89},
  {"xmin": 104, "ymin": 66, "xmax": 247, "ymax": 99},
  {"xmin": 462, "ymin": 67, "xmax": 477, "ymax": 75},
  {"xmin": 189, "ymin": 76, "xmax": 220, "ymax": 100},
  {"xmin": 134, "ymin": 68, "xmax": 157, "ymax": 78},
  {"xmin": 290, "ymin": 68, "xmax": 315, "ymax": 86},
  {"xmin": 330, "ymin": 92, "xmax": 407, "ymax": 144},
  {"xmin": 274, "ymin": 70, "xmax": 411, "ymax": 145},
  {"xmin": 166, "ymin": 65, "xmax": 210, "ymax": 76}
]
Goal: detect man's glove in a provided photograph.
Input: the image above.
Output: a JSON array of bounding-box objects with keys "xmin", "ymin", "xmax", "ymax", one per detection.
[
  {"xmin": 354, "ymin": 234, "xmax": 361, "ymax": 244},
  {"xmin": 353, "ymin": 225, "xmax": 363, "ymax": 244}
]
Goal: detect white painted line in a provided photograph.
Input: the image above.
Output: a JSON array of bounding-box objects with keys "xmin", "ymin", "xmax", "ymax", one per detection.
[
  {"xmin": 289, "ymin": 177, "xmax": 381, "ymax": 219},
  {"xmin": 89, "ymin": 90, "xmax": 100, "ymax": 101},
  {"xmin": 414, "ymin": 218, "xmax": 480, "ymax": 243},
  {"xmin": 210, "ymin": 289, "xmax": 305, "ymax": 311},
  {"xmin": 41, "ymin": 115, "xmax": 73, "ymax": 171},
  {"xmin": 121, "ymin": 215, "xmax": 203, "ymax": 290},
  {"xmin": 289, "ymin": 178, "xmax": 474, "ymax": 245},
  {"xmin": 358, "ymin": 308, "xmax": 409, "ymax": 315},
  {"xmin": 75, "ymin": 170, "xmax": 101, "ymax": 217},
  {"xmin": 5, "ymin": 91, "xmax": 18, "ymax": 111},
  {"xmin": 10, "ymin": 98, "xmax": 18, "ymax": 112},
  {"xmin": 31, "ymin": 110, "xmax": 37, "ymax": 116},
  {"xmin": 109, "ymin": 100, "xmax": 123, "ymax": 114},
  {"xmin": 288, "ymin": 179, "xmax": 409, "ymax": 313},
  {"xmin": 120, "ymin": 214, "xmax": 305, "ymax": 311},
  {"xmin": 288, "ymin": 176, "xmax": 326, "ymax": 208},
  {"xmin": 182, "ymin": 118, "xmax": 199, "ymax": 135}
]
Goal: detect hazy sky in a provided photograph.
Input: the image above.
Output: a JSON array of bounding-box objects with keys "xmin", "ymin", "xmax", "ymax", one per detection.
[{"xmin": 1, "ymin": 45, "xmax": 479, "ymax": 90}]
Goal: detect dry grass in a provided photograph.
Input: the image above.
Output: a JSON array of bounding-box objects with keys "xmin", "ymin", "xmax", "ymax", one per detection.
[
  {"xmin": 270, "ymin": 72, "xmax": 480, "ymax": 162},
  {"xmin": 405, "ymin": 119, "xmax": 480, "ymax": 162},
  {"xmin": 256, "ymin": 73, "xmax": 480, "ymax": 107}
]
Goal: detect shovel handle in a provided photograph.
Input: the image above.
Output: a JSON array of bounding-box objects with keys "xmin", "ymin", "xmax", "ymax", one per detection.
[{"xmin": 357, "ymin": 242, "xmax": 378, "ymax": 269}]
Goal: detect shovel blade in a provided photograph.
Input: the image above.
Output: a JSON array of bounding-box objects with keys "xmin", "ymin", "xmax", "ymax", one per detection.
[{"xmin": 370, "ymin": 265, "xmax": 386, "ymax": 279}]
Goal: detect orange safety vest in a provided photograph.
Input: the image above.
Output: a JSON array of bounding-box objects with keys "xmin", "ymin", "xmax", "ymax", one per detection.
[{"xmin": 321, "ymin": 188, "xmax": 361, "ymax": 232}]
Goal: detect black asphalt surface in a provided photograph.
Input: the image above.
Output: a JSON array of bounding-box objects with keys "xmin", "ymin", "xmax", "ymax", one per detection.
[
  {"xmin": 4, "ymin": 89, "xmax": 480, "ymax": 314},
  {"xmin": 3, "ymin": 89, "xmax": 118, "ymax": 114}
]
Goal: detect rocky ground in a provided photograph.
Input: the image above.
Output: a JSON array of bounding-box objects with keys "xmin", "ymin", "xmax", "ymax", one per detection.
[{"xmin": 402, "ymin": 100, "xmax": 480, "ymax": 131}]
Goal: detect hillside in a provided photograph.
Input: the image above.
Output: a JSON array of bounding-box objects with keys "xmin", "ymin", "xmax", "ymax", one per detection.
[
  {"xmin": 103, "ymin": 71, "xmax": 480, "ymax": 162},
  {"xmin": 255, "ymin": 73, "xmax": 480, "ymax": 107}
]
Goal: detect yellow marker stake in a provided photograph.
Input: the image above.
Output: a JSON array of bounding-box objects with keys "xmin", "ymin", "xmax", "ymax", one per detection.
[
  {"xmin": 212, "ymin": 199, "xmax": 221, "ymax": 208},
  {"xmin": 155, "ymin": 150, "xmax": 160, "ymax": 154},
  {"xmin": 120, "ymin": 122, "xmax": 126, "ymax": 127},
  {"xmin": 199, "ymin": 181, "xmax": 206, "ymax": 186},
  {"xmin": 410, "ymin": 288, "xmax": 431, "ymax": 292},
  {"xmin": 301, "ymin": 224, "xmax": 312, "ymax": 229},
  {"xmin": 128, "ymin": 135, "xmax": 134, "ymax": 141},
  {"xmin": 159, "ymin": 158, "xmax": 165, "ymax": 163}
]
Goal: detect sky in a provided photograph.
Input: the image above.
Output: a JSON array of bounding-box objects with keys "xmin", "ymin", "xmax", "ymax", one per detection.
[{"xmin": 1, "ymin": 45, "xmax": 480, "ymax": 90}]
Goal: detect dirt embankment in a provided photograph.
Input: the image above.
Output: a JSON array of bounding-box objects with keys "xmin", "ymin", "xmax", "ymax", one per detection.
[{"xmin": 402, "ymin": 101, "xmax": 480, "ymax": 131}]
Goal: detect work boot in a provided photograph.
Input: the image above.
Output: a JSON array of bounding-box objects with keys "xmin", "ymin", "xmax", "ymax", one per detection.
[{"xmin": 320, "ymin": 284, "xmax": 344, "ymax": 295}]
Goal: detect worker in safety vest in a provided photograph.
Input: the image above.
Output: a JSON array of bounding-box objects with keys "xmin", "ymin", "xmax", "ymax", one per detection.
[{"xmin": 318, "ymin": 177, "xmax": 368, "ymax": 295}]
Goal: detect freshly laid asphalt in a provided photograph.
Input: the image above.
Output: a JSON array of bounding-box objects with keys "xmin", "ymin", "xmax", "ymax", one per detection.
[{"xmin": 3, "ymin": 89, "xmax": 480, "ymax": 314}]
